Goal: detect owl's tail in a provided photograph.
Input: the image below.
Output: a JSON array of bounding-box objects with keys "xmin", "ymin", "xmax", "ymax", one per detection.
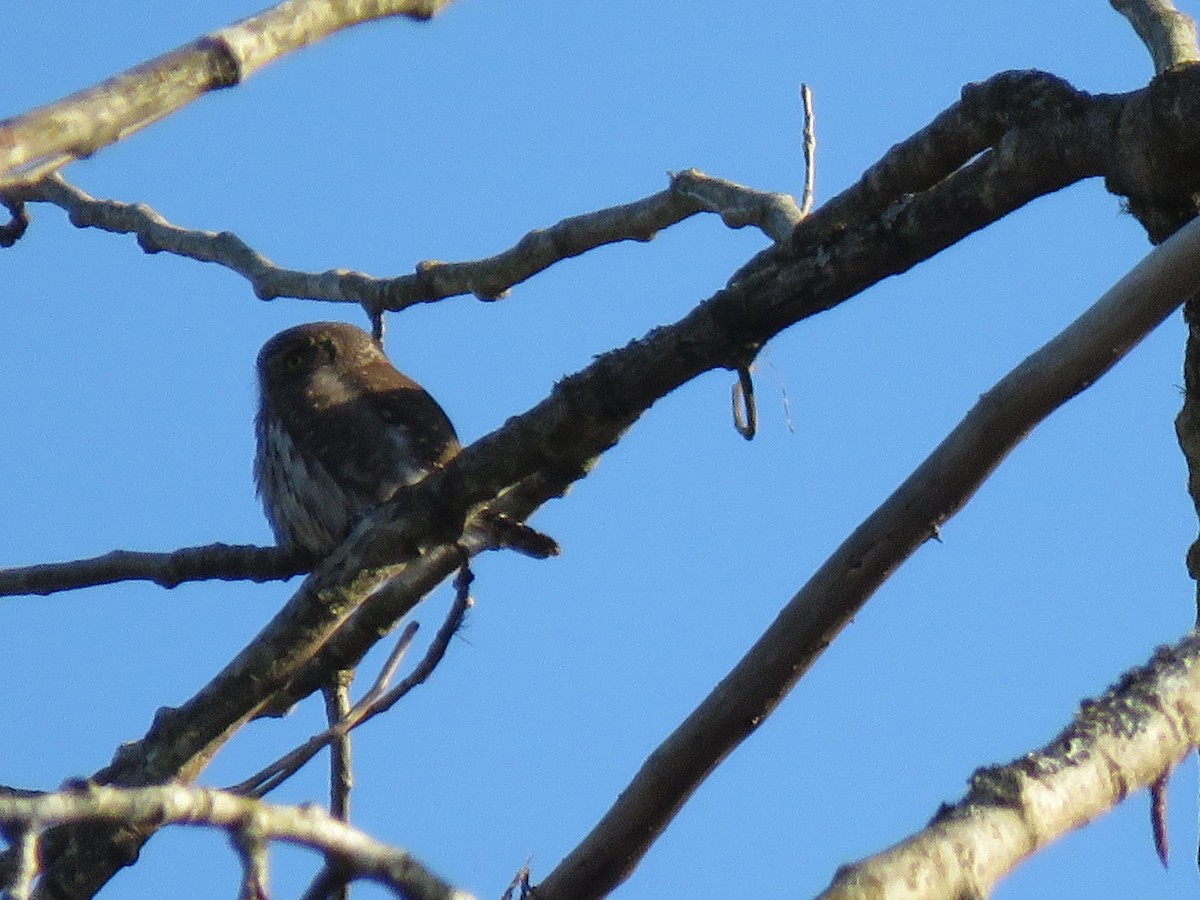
[{"xmin": 469, "ymin": 509, "xmax": 561, "ymax": 559}]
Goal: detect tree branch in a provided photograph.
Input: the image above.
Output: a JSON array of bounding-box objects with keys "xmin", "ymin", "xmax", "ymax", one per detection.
[
  {"xmin": 6, "ymin": 170, "xmax": 798, "ymax": 315},
  {"xmin": 533, "ymin": 194, "xmax": 1200, "ymax": 900},
  {"xmin": 0, "ymin": 543, "xmax": 308, "ymax": 597},
  {"xmin": 0, "ymin": 784, "xmax": 470, "ymax": 900},
  {"xmin": 1111, "ymin": 0, "xmax": 1200, "ymax": 73},
  {"xmin": 0, "ymin": 0, "xmax": 461, "ymax": 188},
  {"xmin": 815, "ymin": 628, "xmax": 1200, "ymax": 898}
]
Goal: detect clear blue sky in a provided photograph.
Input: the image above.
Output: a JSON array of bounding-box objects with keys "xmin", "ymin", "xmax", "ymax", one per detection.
[{"xmin": 2, "ymin": 2, "xmax": 1198, "ymax": 898}]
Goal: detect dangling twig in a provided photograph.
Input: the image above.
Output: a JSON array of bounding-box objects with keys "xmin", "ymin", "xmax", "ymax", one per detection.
[{"xmin": 732, "ymin": 366, "xmax": 757, "ymax": 440}]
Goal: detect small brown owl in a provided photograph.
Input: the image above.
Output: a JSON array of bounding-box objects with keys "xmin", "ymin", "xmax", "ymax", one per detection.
[{"xmin": 254, "ymin": 321, "xmax": 556, "ymax": 559}]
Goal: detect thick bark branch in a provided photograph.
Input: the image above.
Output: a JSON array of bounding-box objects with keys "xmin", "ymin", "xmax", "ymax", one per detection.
[
  {"xmin": 0, "ymin": 0, "xmax": 459, "ymax": 188},
  {"xmin": 534, "ymin": 196, "xmax": 1200, "ymax": 900},
  {"xmin": 816, "ymin": 628, "xmax": 1200, "ymax": 898}
]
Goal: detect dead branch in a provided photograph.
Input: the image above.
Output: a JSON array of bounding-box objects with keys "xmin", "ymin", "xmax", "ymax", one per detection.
[
  {"xmin": 1111, "ymin": 0, "xmax": 1200, "ymax": 73},
  {"xmin": 0, "ymin": 784, "xmax": 470, "ymax": 900},
  {"xmin": 0, "ymin": 0, "xmax": 461, "ymax": 188},
  {"xmin": 6, "ymin": 170, "xmax": 796, "ymax": 315},
  {"xmin": 0, "ymin": 543, "xmax": 308, "ymax": 597},
  {"xmin": 534, "ymin": 200, "xmax": 1200, "ymax": 900},
  {"xmin": 815, "ymin": 629, "xmax": 1200, "ymax": 899}
]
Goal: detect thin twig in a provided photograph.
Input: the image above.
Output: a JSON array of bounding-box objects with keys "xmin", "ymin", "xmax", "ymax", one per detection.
[
  {"xmin": 8, "ymin": 827, "xmax": 38, "ymax": 900},
  {"xmin": 799, "ymin": 83, "xmax": 816, "ymax": 217},
  {"xmin": 232, "ymin": 825, "xmax": 271, "ymax": 900},
  {"xmin": 323, "ymin": 672, "xmax": 355, "ymax": 822},
  {"xmin": 232, "ymin": 572, "xmax": 472, "ymax": 800},
  {"xmin": 500, "ymin": 859, "xmax": 533, "ymax": 900},
  {"xmin": 0, "ymin": 542, "xmax": 309, "ymax": 597},
  {"xmin": 1150, "ymin": 774, "xmax": 1170, "ymax": 867},
  {"xmin": 299, "ymin": 865, "xmax": 352, "ymax": 900},
  {"xmin": 731, "ymin": 366, "xmax": 757, "ymax": 440},
  {"xmin": 0, "ymin": 198, "xmax": 29, "ymax": 247},
  {"xmin": 230, "ymin": 624, "xmax": 418, "ymax": 798}
]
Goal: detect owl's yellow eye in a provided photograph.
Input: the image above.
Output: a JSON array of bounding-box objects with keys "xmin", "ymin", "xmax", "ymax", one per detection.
[{"xmin": 282, "ymin": 349, "xmax": 307, "ymax": 372}]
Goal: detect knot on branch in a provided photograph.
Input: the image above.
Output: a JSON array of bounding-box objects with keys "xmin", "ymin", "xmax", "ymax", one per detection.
[
  {"xmin": 1107, "ymin": 63, "xmax": 1200, "ymax": 242},
  {"xmin": 959, "ymin": 69, "xmax": 1090, "ymax": 127}
]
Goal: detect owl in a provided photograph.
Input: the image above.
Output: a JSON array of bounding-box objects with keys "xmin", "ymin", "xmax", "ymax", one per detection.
[{"xmin": 254, "ymin": 321, "xmax": 556, "ymax": 559}]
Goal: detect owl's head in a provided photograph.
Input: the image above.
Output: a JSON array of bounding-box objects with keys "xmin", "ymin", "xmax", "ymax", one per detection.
[{"xmin": 257, "ymin": 322, "xmax": 394, "ymax": 409}]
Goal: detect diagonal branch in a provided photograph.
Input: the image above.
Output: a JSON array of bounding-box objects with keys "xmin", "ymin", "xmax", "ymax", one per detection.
[
  {"xmin": 815, "ymin": 627, "xmax": 1200, "ymax": 899},
  {"xmin": 533, "ymin": 195, "xmax": 1200, "ymax": 900},
  {"xmin": 0, "ymin": 0, "xmax": 461, "ymax": 188}
]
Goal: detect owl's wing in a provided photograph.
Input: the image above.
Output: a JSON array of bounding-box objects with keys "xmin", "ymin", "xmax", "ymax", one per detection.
[{"xmin": 299, "ymin": 383, "xmax": 460, "ymax": 510}]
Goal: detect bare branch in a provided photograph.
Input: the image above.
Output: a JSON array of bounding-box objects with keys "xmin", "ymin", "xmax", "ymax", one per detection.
[
  {"xmin": 0, "ymin": 0, "xmax": 461, "ymax": 188},
  {"xmin": 229, "ymin": 625, "xmax": 417, "ymax": 798},
  {"xmin": 0, "ymin": 198, "xmax": 28, "ymax": 247},
  {"xmin": 815, "ymin": 630, "xmax": 1200, "ymax": 898},
  {"xmin": 1112, "ymin": 0, "xmax": 1200, "ymax": 73},
  {"xmin": 0, "ymin": 784, "xmax": 471, "ymax": 900},
  {"xmin": 233, "ymin": 577, "xmax": 469, "ymax": 800},
  {"xmin": 231, "ymin": 824, "xmax": 271, "ymax": 900},
  {"xmin": 322, "ymin": 671, "xmax": 355, "ymax": 822},
  {"xmin": 669, "ymin": 168, "xmax": 802, "ymax": 241},
  {"xmin": 788, "ymin": 70, "xmax": 1097, "ymax": 252},
  {"xmin": 10, "ymin": 171, "xmax": 792, "ymax": 314},
  {"xmin": 1150, "ymin": 774, "xmax": 1170, "ymax": 866},
  {"xmin": 535, "ymin": 190, "xmax": 1200, "ymax": 900},
  {"xmin": 0, "ymin": 543, "xmax": 308, "ymax": 598},
  {"xmin": 6, "ymin": 827, "xmax": 38, "ymax": 900},
  {"xmin": 730, "ymin": 366, "xmax": 757, "ymax": 440}
]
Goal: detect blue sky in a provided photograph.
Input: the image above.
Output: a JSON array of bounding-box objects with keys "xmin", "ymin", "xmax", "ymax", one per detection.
[{"xmin": 2, "ymin": 2, "xmax": 1198, "ymax": 898}]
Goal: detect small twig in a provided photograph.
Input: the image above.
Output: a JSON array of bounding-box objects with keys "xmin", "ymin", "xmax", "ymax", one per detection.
[
  {"xmin": 0, "ymin": 542, "xmax": 310, "ymax": 597},
  {"xmin": 232, "ymin": 825, "xmax": 271, "ymax": 900},
  {"xmin": 1151, "ymin": 773, "xmax": 1170, "ymax": 867},
  {"xmin": 323, "ymin": 671, "xmax": 355, "ymax": 822},
  {"xmin": 231, "ymin": 624, "xmax": 419, "ymax": 798},
  {"xmin": 299, "ymin": 865, "xmax": 352, "ymax": 900},
  {"xmin": 0, "ymin": 199, "xmax": 29, "ymax": 247},
  {"xmin": 370, "ymin": 308, "xmax": 386, "ymax": 346},
  {"xmin": 233, "ymin": 573, "xmax": 472, "ymax": 799},
  {"xmin": 761, "ymin": 349, "xmax": 795, "ymax": 434},
  {"xmin": 731, "ymin": 366, "xmax": 757, "ymax": 440},
  {"xmin": 500, "ymin": 859, "xmax": 533, "ymax": 900},
  {"xmin": 7, "ymin": 826, "xmax": 38, "ymax": 900},
  {"xmin": 799, "ymin": 83, "xmax": 816, "ymax": 217}
]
